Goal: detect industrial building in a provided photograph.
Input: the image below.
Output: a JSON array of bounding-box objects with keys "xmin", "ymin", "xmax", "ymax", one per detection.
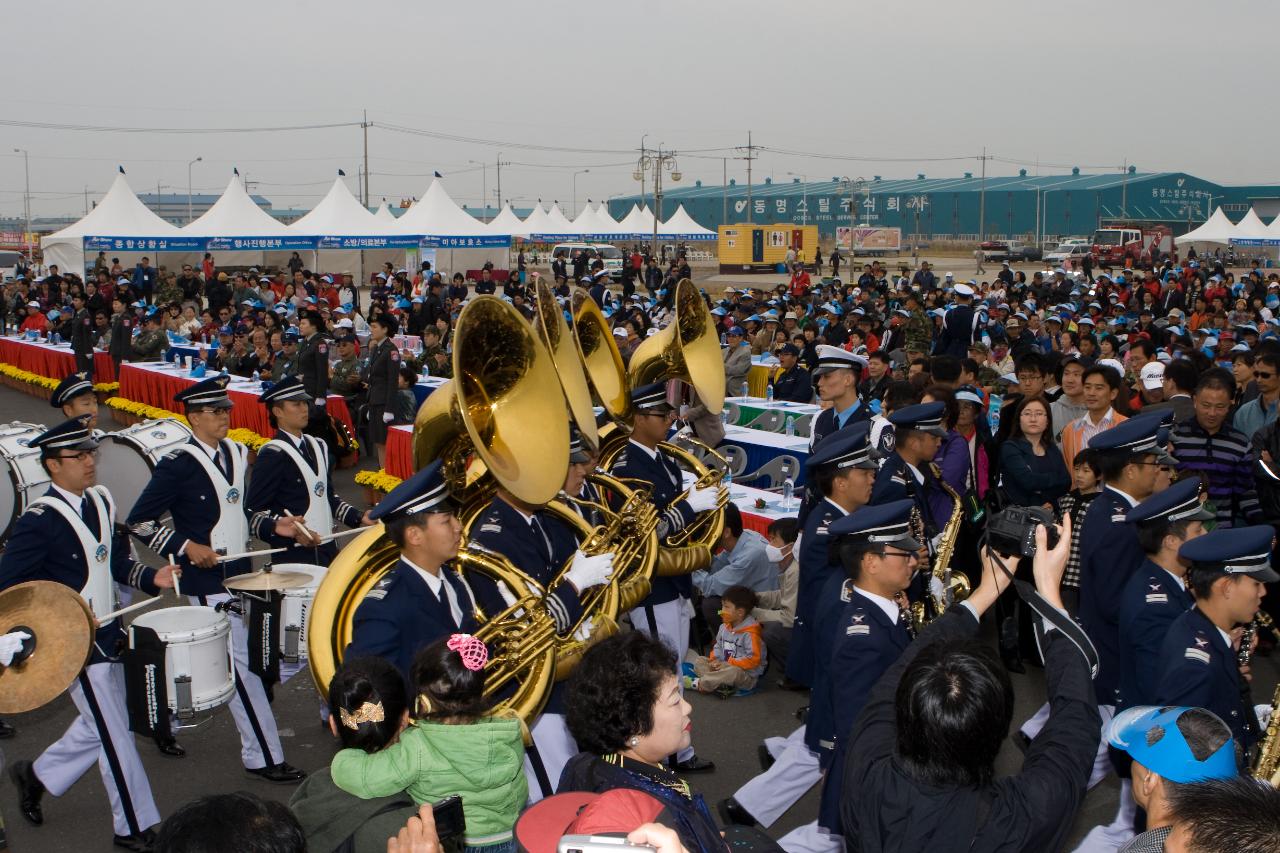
[{"xmin": 608, "ymin": 170, "xmax": 1280, "ymax": 247}]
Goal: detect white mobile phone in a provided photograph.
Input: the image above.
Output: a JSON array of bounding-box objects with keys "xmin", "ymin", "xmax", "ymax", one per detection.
[{"xmin": 557, "ymin": 834, "xmax": 654, "ymax": 853}]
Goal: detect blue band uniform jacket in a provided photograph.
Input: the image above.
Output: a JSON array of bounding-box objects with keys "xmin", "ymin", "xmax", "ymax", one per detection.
[
  {"xmin": 814, "ymin": 580, "xmax": 910, "ymax": 834},
  {"xmin": 1078, "ymin": 487, "xmax": 1146, "ymax": 706},
  {"xmin": 786, "ymin": 498, "xmax": 847, "ymax": 687},
  {"xmin": 610, "ymin": 441, "xmax": 698, "ymax": 606},
  {"xmin": 127, "ymin": 438, "xmax": 273, "ymax": 596},
  {"xmin": 1117, "ymin": 561, "xmax": 1193, "ymax": 710},
  {"xmin": 0, "ymin": 485, "xmax": 160, "ymax": 664},
  {"xmin": 346, "ymin": 559, "xmax": 479, "ymax": 679},
  {"xmin": 1156, "ymin": 607, "xmax": 1258, "ymax": 754}
]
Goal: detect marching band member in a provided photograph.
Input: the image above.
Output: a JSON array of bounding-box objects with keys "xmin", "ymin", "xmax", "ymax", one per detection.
[
  {"xmin": 805, "ymin": 499, "xmax": 920, "ymax": 848},
  {"xmin": 725, "ymin": 425, "xmax": 877, "ymax": 830},
  {"xmin": 467, "ymin": 427, "xmax": 615, "ymax": 802},
  {"xmin": 562, "ymin": 428, "xmax": 603, "ymax": 529},
  {"xmin": 51, "ymin": 372, "xmax": 100, "ymax": 431},
  {"xmin": 127, "ymin": 374, "xmax": 313, "ymax": 784},
  {"xmin": 1157, "ymin": 525, "xmax": 1276, "ymax": 757},
  {"xmin": 246, "ymin": 376, "xmax": 371, "ymax": 567},
  {"xmin": 1, "ymin": 416, "xmax": 178, "ymax": 851},
  {"xmin": 1117, "ymin": 477, "xmax": 1211, "ymax": 710},
  {"xmin": 346, "ymin": 460, "xmax": 477, "ymax": 679},
  {"xmin": 610, "ymin": 382, "xmax": 721, "ymax": 774},
  {"xmin": 808, "ymin": 345, "xmax": 869, "ymax": 450},
  {"xmin": 870, "ymin": 401, "xmax": 949, "ymax": 547}
]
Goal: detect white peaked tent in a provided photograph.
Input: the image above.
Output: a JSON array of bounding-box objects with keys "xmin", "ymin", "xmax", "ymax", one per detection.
[
  {"xmin": 289, "ymin": 177, "xmax": 400, "ymax": 239},
  {"xmin": 395, "ymin": 179, "xmax": 489, "ymax": 238},
  {"xmin": 545, "ymin": 204, "xmax": 577, "ymax": 235},
  {"xmin": 486, "ymin": 204, "xmax": 528, "ymax": 238},
  {"xmin": 570, "ymin": 203, "xmax": 616, "ymax": 237},
  {"xmin": 1232, "ymin": 208, "xmax": 1271, "ymax": 239},
  {"xmin": 373, "ymin": 202, "xmax": 399, "ymax": 223},
  {"xmin": 520, "ymin": 204, "xmax": 555, "ymax": 235},
  {"xmin": 185, "ymin": 174, "xmax": 290, "ymax": 237},
  {"xmin": 660, "ymin": 205, "xmax": 716, "ymax": 240},
  {"xmin": 42, "ymin": 172, "xmax": 184, "ymax": 274},
  {"xmin": 1175, "ymin": 207, "xmax": 1237, "ymax": 246},
  {"xmin": 616, "ymin": 204, "xmax": 651, "ymax": 238},
  {"xmin": 596, "ymin": 205, "xmax": 623, "ymax": 232}
]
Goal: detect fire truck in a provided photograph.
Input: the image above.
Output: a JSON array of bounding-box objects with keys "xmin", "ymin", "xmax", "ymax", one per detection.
[{"xmin": 1089, "ymin": 222, "xmax": 1173, "ymax": 266}]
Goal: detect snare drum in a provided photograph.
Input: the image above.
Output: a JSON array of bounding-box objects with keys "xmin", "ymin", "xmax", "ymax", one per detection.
[
  {"xmin": 96, "ymin": 418, "xmax": 194, "ymax": 516},
  {"xmin": 0, "ymin": 422, "xmax": 50, "ymax": 544},
  {"xmin": 129, "ymin": 606, "xmax": 234, "ymax": 718},
  {"xmin": 274, "ymin": 564, "xmax": 327, "ymax": 664}
]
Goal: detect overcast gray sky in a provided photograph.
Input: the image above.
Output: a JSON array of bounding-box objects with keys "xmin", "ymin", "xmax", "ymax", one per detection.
[{"xmin": 3, "ymin": 0, "xmax": 1274, "ymax": 220}]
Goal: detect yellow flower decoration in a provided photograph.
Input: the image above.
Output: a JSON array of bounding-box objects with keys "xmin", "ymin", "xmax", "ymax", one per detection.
[{"xmin": 354, "ymin": 469, "xmax": 403, "ymax": 493}]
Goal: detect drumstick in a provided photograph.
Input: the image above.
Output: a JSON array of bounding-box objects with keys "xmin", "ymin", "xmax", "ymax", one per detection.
[
  {"xmin": 99, "ymin": 594, "xmax": 165, "ymax": 623},
  {"xmin": 285, "ymin": 512, "xmax": 320, "ymax": 546},
  {"xmin": 317, "ymin": 527, "xmax": 368, "ymax": 544},
  {"xmin": 168, "ymin": 554, "xmax": 181, "ymax": 599},
  {"xmin": 216, "ymin": 546, "xmax": 288, "ymax": 563}
]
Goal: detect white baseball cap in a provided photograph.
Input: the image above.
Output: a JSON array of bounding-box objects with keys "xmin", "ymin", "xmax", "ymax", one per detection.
[{"xmin": 1140, "ymin": 361, "xmax": 1166, "ymax": 390}]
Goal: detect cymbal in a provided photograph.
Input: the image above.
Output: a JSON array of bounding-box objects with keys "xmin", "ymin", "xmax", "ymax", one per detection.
[
  {"xmin": 0, "ymin": 581, "xmax": 95, "ymax": 714},
  {"xmin": 223, "ymin": 569, "xmax": 312, "ymax": 592}
]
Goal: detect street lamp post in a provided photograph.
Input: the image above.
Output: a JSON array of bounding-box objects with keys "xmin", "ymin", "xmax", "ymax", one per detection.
[
  {"xmin": 187, "ymin": 156, "xmax": 203, "ymax": 224},
  {"xmin": 12, "ymin": 149, "xmax": 30, "ymax": 263},
  {"xmin": 572, "ymin": 169, "xmax": 591, "ymax": 219},
  {"xmin": 840, "ymin": 176, "xmax": 865, "ymax": 258},
  {"xmin": 634, "ymin": 147, "xmax": 680, "ymax": 261}
]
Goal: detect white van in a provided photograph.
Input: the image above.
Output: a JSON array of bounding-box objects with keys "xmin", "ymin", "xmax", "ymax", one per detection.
[{"xmin": 551, "ymin": 243, "xmax": 625, "ymax": 280}]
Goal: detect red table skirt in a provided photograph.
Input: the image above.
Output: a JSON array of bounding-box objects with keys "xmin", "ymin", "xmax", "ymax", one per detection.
[
  {"xmin": 740, "ymin": 512, "xmax": 771, "ymax": 536},
  {"xmin": 118, "ymin": 364, "xmax": 354, "ymax": 437},
  {"xmin": 386, "ymin": 425, "xmax": 413, "ymax": 480},
  {"xmin": 0, "ymin": 338, "xmax": 116, "ymax": 383}
]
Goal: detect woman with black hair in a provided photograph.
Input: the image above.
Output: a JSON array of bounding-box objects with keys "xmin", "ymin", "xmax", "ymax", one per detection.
[
  {"xmin": 560, "ymin": 632, "xmax": 728, "ymax": 853},
  {"xmin": 289, "ymin": 656, "xmax": 420, "ymax": 852}
]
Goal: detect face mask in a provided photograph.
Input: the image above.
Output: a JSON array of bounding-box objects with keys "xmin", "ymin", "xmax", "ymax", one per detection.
[{"xmin": 764, "ymin": 543, "xmax": 789, "ymax": 563}]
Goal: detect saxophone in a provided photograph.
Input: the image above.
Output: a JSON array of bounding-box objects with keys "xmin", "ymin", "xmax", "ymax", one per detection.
[
  {"xmin": 910, "ymin": 465, "xmax": 970, "ymax": 636},
  {"xmin": 1254, "ymin": 683, "xmax": 1280, "ymax": 786}
]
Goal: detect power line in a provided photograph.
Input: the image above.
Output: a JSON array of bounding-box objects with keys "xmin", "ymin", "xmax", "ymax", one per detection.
[{"xmin": 0, "ymin": 118, "xmax": 360, "ymax": 134}]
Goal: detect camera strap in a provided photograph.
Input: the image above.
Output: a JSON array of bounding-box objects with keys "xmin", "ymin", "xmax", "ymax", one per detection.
[{"xmin": 986, "ymin": 544, "xmax": 1099, "ymax": 679}]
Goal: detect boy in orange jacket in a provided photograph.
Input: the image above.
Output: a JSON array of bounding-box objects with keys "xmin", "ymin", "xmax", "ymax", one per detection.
[{"xmin": 684, "ymin": 585, "xmax": 766, "ymax": 695}]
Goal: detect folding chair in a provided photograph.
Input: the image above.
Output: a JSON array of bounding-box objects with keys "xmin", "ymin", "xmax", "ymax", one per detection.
[{"xmin": 743, "ymin": 410, "xmax": 786, "ymax": 433}]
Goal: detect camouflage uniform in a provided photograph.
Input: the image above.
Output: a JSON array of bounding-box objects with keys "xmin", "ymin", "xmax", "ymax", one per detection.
[
  {"xmin": 270, "ymin": 348, "xmax": 296, "ymax": 383},
  {"xmin": 422, "ymin": 343, "xmax": 452, "ymax": 378},
  {"xmin": 129, "ymin": 327, "xmax": 168, "ymax": 362},
  {"xmin": 904, "ymin": 308, "xmax": 933, "ymax": 354},
  {"xmin": 330, "ymin": 354, "xmax": 363, "ymax": 399}
]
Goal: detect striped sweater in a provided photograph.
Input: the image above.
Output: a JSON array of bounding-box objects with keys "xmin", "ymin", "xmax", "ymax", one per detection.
[{"xmin": 1170, "ymin": 419, "xmax": 1261, "ymax": 528}]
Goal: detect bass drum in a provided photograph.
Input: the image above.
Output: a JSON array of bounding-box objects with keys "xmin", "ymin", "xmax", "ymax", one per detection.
[
  {"xmin": 0, "ymin": 423, "xmax": 50, "ymax": 545},
  {"xmin": 96, "ymin": 419, "xmax": 194, "ymax": 517}
]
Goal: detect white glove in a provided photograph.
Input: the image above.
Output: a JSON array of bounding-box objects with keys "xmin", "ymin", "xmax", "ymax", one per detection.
[
  {"xmin": 685, "ymin": 485, "xmax": 721, "ymax": 514},
  {"xmin": 0, "ymin": 630, "xmax": 30, "ymax": 667},
  {"xmin": 564, "ymin": 549, "xmax": 615, "ymax": 591},
  {"xmin": 1257, "ymin": 702, "xmax": 1274, "ymax": 730},
  {"xmin": 382, "ymin": 411, "xmax": 394, "ymax": 423},
  {"xmin": 314, "ymin": 397, "xmax": 326, "ymax": 407},
  {"xmin": 670, "ymin": 425, "xmax": 693, "ymax": 443},
  {"xmin": 573, "ymin": 617, "xmax": 595, "ymax": 643}
]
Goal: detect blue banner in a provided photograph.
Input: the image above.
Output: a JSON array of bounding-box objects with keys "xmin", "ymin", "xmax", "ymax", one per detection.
[
  {"xmin": 317, "ymin": 235, "xmax": 423, "ymax": 250},
  {"xmin": 419, "ymin": 235, "xmax": 510, "ymax": 249},
  {"xmin": 83, "ymin": 235, "xmax": 206, "ymax": 252},
  {"xmin": 206, "ymin": 236, "xmax": 316, "ymax": 252},
  {"xmin": 1230, "ymin": 237, "xmax": 1280, "ymax": 246}
]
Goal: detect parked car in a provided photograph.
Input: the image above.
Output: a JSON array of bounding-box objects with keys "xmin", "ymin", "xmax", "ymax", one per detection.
[
  {"xmin": 981, "ymin": 240, "xmax": 1040, "ymax": 263},
  {"xmin": 1044, "ymin": 244, "xmax": 1092, "ymax": 266}
]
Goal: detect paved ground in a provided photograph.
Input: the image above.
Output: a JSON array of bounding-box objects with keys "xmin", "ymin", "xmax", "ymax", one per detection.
[{"xmin": 0, "ymin": 383, "xmax": 1274, "ymax": 852}]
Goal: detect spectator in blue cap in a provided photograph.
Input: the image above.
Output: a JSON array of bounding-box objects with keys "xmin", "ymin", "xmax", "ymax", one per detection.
[
  {"xmin": 770, "ymin": 343, "xmax": 812, "ymax": 403},
  {"xmin": 723, "ymin": 326, "xmax": 751, "ymax": 396},
  {"xmin": 1107, "ymin": 705, "xmax": 1238, "ymax": 853}
]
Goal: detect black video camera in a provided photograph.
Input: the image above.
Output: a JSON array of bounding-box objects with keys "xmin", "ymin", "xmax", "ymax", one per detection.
[{"xmin": 987, "ymin": 505, "xmax": 1060, "ymax": 559}]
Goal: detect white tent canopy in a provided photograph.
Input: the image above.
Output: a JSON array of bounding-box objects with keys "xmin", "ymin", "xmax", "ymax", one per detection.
[
  {"xmin": 395, "ymin": 179, "xmax": 489, "ymax": 237},
  {"xmin": 184, "ymin": 174, "xmax": 290, "ymax": 236},
  {"xmin": 615, "ymin": 204, "xmax": 652, "ymax": 237},
  {"xmin": 41, "ymin": 172, "xmax": 185, "ymax": 273},
  {"xmin": 373, "ymin": 202, "xmax": 399, "ymax": 223},
  {"xmin": 486, "ymin": 204, "xmax": 528, "ymax": 237},
  {"xmin": 1174, "ymin": 207, "xmax": 1238, "ymax": 246},
  {"xmin": 1233, "ymin": 208, "xmax": 1271, "ymax": 239},
  {"xmin": 519, "ymin": 204, "xmax": 555, "ymax": 235},
  {"xmin": 288, "ymin": 177, "xmax": 402, "ymax": 238},
  {"xmin": 544, "ymin": 204, "xmax": 577, "ymax": 235},
  {"xmin": 660, "ymin": 204, "xmax": 716, "ymax": 240},
  {"xmin": 570, "ymin": 203, "xmax": 618, "ymax": 237}
]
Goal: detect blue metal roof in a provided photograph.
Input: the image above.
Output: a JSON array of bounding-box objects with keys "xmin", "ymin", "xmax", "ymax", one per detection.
[{"xmin": 136, "ymin": 192, "xmax": 273, "ymax": 206}]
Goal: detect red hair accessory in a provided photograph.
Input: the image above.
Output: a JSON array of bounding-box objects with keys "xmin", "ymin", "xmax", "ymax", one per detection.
[{"xmin": 447, "ymin": 633, "xmax": 488, "ymax": 672}]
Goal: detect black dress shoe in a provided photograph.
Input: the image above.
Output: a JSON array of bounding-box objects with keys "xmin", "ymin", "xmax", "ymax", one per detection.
[
  {"xmin": 9, "ymin": 759, "xmax": 45, "ymax": 825},
  {"xmin": 776, "ymin": 676, "xmax": 809, "ymax": 692},
  {"xmin": 0, "ymin": 717, "xmax": 15, "ymax": 739},
  {"xmin": 757, "ymin": 743, "xmax": 775, "ymax": 772},
  {"xmin": 794, "ymin": 704, "xmax": 809, "ymax": 723},
  {"xmin": 113, "ymin": 828, "xmax": 156, "ymax": 851},
  {"xmin": 246, "ymin": 762, "xmax": 306, "ymax": 783},
  {"xmin": 718, "ymin": 797, "xmax": 758, "ymax": 827},
  {"xmin": 155, "ymin": 737, "xmax": 186, "ymax": 758},
  {"xmin": 672, "ymin": 755, "xmax": 715, "ymax": 774}
]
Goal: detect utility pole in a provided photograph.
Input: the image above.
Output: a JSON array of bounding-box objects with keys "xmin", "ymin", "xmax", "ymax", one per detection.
[
  {"xmin": 735, "ymin": 131, "xmax": 756, "ymax": 224},
  {"xmin": 84, "ymin": 186, "xmax": 89, "ymax": 216},
  {"xmin": 977, "ymin": 147, "xmax": 988, "ymax": 243},
  {"xmin": 362, "ymin": 109, "xmax": 370, "ymax": 207},
  {"xmin": 722, "ymin": 158, "xmax": 728, "ymax": 227},
  {"xmin": 1121, "ymin": 158, "xmax": 1128, "ymax": 218},
  {"xmin": 496, "ymin": 154, "xmax": 507, "ymax": 209},
  {"xmin": 13, "ymin": 149, "xmax": 30, "ymax": 262},
  {"xmin": 639, "ymin": 134, "xmax": 648, "ymax": 211}
]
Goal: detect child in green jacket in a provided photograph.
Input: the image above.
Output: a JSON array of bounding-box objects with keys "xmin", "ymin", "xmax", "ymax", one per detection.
[{"xmin": 331, "ymin": 634, "xmax": 528, "ymax": 852}]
